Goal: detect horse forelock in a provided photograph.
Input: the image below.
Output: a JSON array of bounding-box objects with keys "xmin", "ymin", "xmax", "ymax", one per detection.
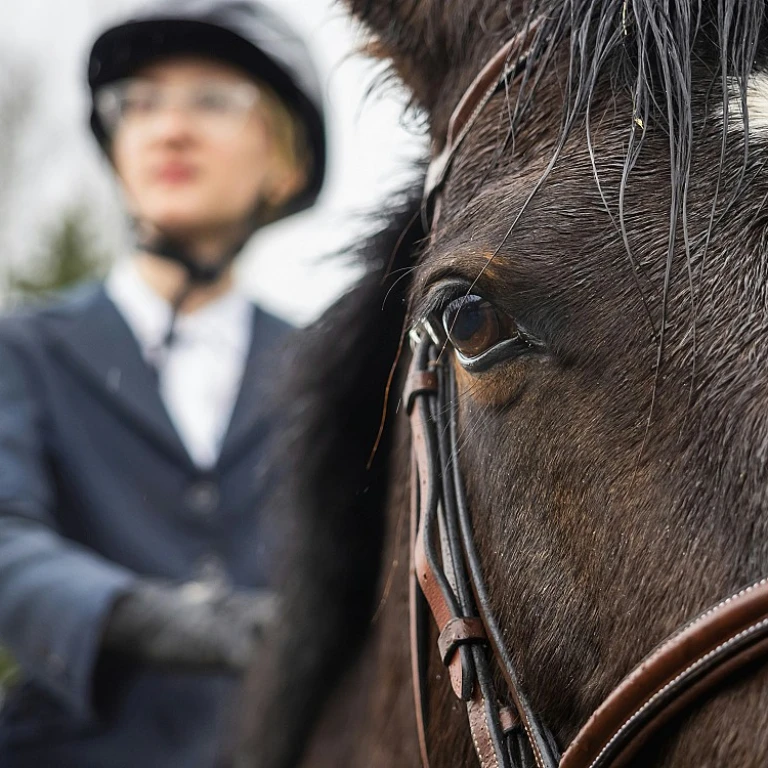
[{"xmin": 362, "ymin": 0, "xmax": 768, "ymax": 357}]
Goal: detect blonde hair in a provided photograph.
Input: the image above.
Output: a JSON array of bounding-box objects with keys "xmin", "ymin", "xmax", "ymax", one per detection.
[{"xmin": 255, "ymin": 80, "xmax": 312, "ymax": 221}]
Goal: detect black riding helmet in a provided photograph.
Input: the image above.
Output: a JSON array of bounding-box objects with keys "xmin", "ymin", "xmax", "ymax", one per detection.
[{"xmin": 88, "ymin": 0, "xmax": 327, "ymax": 223}]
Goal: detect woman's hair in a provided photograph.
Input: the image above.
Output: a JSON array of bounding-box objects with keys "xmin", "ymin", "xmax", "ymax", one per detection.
[{"xmin": 256, "ymin": 80, "xmax": 312, "ymax": 222}]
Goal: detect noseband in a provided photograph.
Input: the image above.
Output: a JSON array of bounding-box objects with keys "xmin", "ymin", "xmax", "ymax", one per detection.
[{"xmin": 406, "ymin": 23, "xmax": 768, "ymax": 768}]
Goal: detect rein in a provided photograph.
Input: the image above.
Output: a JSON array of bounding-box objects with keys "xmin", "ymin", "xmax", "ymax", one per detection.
[{"xmin": 406, "ymin": 23, "xmax": 768, "ymax": 768}]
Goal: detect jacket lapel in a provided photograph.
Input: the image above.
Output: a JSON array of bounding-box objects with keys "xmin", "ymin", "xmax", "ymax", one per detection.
[
  {"xmin": 218, "ymin": 306, "xmax": 285, "ymax": 468},
  {"xmin": 42, "ymin": 285, "xmax": 193, "ymax": 469}
]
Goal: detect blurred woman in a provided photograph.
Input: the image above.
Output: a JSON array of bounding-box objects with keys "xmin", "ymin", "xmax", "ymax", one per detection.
[{"xmin": 0, "ymin": 1, "xmax": 325, "ymax": 766}]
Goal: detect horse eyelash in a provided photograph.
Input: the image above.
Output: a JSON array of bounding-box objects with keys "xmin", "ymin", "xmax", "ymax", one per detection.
[{"xmin": 411, "ymin": 279, "xmax": 474, "ymax": 325}]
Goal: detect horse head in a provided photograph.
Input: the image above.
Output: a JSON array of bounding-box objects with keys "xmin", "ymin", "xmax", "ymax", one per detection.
[
  {"xmin": 239, "ymin": 2, "xmax": 768, "ymax": 766},
  {"xmin": 351, "ymin": 0, "xmax": 768, "ymax": 763}
]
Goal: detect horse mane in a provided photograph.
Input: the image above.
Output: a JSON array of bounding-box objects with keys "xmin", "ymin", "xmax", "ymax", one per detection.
[{"xmin": 237, "ymin": 188, "xmax": 426, "ymax": 766}]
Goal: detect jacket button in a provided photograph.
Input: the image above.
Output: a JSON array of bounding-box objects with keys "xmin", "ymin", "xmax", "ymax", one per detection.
[{"xmin": 184, "ymin": 481, "xmax": 220, "ymax": 518}]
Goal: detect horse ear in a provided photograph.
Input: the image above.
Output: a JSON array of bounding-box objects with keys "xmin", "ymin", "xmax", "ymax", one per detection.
[{"xmin": 344, "ymin": 0, "xmax": 520, "ymax": 119}]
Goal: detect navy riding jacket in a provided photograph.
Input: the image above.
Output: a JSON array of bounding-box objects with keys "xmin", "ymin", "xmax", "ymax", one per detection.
[{"xmin": 0, "ymin": 284, "xmax": 291, "ymax": 767}]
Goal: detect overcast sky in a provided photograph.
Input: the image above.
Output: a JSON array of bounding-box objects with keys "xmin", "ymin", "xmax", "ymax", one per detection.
[{"xmin": 0, "ymin": 0, "xmax": 427, "ymax": 323}]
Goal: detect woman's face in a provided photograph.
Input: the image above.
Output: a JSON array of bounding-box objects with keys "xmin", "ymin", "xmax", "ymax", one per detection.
[{"xmin": 111, "ymin": 57, "xmax": 295, "ymax": 241}]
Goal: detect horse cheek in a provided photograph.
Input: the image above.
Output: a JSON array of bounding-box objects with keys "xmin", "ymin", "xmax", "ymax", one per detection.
[{"xmin": 452, "ymin": 358, "xmax": 530, "ymax": 408}]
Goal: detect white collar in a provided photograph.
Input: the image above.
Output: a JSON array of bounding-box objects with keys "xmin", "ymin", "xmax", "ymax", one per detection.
[{"xmin": 105, "ymin": 258, "xmax": 253, "ymax": 363}]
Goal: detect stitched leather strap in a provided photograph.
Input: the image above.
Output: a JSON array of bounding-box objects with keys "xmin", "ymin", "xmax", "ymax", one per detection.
[
  {"xmin": 408, "ymin": 353, "xmax": 475, "ymax": 701},
  {"xmin": 407, "ymin": 340, "xmax": 498, "ymax": 764},
  {"xmin": 560, "ymin": 577, "xmax": 768, "ymax": 768}
]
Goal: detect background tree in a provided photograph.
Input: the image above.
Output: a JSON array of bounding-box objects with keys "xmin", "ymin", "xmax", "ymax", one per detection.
[
  {"xmin": 8, "ymin": 205, "xmax": 110, "ymax": 301},
  {"xmin": 0, "ymin": 50, "xmax": 39, "ymax": 297}
]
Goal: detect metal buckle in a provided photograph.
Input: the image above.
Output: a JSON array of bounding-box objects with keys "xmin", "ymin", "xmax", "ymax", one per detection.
[{"xmin": 409, "ymin": 316, "xmax": 444, "ymax": 351}]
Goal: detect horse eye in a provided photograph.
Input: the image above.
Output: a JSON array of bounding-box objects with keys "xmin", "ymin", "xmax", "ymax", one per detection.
[{"xmin": 442, "ymin": 295, "xmax": 512, "ymax": 359}]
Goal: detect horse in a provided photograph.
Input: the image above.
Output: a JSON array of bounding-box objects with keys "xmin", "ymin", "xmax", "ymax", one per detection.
[{"xmin": 235, "ymin": 1, "xmax": 768, "ymax": 766}]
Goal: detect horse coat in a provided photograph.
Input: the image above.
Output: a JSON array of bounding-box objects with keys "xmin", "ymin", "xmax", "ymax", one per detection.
[{"xmin": 0, "ymin": 283, "xmax": 290, "ymax": 768}]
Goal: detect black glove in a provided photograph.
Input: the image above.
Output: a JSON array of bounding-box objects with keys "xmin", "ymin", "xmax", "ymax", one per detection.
[{"xmin": 102, "ymin": 580, "xmax": 278, "ymax": 673}]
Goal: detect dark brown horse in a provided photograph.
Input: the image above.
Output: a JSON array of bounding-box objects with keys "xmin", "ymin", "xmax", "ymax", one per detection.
[{"xmin": 236, "ymin": 1, "xmax": 768, "ymax": 766}]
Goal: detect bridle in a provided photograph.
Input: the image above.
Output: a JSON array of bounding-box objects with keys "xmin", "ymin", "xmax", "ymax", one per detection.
[{"xmin": 405, "ymin": 21, "xmax": 768, "ymax": 768}]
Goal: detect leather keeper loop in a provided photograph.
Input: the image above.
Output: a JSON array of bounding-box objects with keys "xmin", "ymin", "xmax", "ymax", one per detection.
[
  {"xmin": 438, "ymin": 616, "xmax": 488, "ymax": 665},
  {"xmin": 405, "ymin": 370, "xmax": 438, "ymax": 414},
  {"xmin": 499, "ymin": 706, "xmax": 521, "ymax": 734}
]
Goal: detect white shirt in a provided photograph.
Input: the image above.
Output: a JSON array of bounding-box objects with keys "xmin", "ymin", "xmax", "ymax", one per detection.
[{"xmin": 106, "ymin": 259, "xmax": 253, "ymax": 468}]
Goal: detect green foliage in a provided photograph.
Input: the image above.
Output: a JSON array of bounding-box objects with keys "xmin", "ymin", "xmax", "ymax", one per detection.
[{"xmin": 9, "ymin": 205, "xmax": 109, "ymax": 300}]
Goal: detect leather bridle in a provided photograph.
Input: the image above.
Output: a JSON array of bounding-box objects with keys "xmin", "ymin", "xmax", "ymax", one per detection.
[{"xmin": 406, "ymin": 21, "xmax": 768, "ymax": 768}]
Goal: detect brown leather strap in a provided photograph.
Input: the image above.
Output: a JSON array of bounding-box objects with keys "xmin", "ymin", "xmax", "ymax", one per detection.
[
  {"xmin": 423, "ymin": 16, "xmax": 542, "ymax": 228},
  {"xmin": 467, "ymin": 688, "xmax": 503, "ymax": 768},
  {"xmin": 560, "ymin": 577, "xmax": 768, "ymax": 768},
  {"xmin": 602, "ymin": 634, "xmax": 768, "ymax": 768},
  {"xmin": 409, "ymin": 453, "xmax": 432, "ymax": 768},
  {"xmin": 410, "ymin": 387, "xmax": 472, "ymax": 700},
  {"xmin": 407, "ymin": 341, "xmax": 510, "ymax": 768}
]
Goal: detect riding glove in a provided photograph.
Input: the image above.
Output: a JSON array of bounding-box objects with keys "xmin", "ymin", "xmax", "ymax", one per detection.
[{"xmin": 102, "ymin": 579, "xmax": 278, "ymax": 672}]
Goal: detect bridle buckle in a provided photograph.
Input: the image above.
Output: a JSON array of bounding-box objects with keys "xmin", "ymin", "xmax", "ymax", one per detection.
[{"xmin": 409, "ymin": 317, "xmax": 443, "ymax": 351}]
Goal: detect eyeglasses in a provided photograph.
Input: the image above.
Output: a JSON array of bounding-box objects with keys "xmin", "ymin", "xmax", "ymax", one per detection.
[{"xmin": 95, "ymin": 79, "xmax": 262, "ymax": 137}]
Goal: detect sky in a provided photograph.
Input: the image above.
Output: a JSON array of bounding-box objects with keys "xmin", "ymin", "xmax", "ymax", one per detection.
[{"xmin": 0, "ymin": 0, "xmax": 427, "ymax": 324}]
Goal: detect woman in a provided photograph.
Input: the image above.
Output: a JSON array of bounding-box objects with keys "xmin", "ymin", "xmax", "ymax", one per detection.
[{"xmin": 0, "ymin": 1, "xmax": 325, "ymax": 766}]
